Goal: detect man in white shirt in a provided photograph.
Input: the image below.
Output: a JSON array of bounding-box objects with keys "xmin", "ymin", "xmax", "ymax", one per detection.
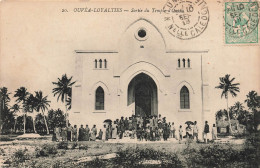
[
  {"xmin": 170, "ymin": 122, "xmax": 176, "ymax": 139},
  {"xmin": 193, "ymin": 121, "xmax": 199, "ymax": 142}
]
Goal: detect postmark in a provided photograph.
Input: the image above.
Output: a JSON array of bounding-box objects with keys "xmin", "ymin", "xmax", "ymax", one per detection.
[
  {"xmin": 225, "ymin": 2, "xmax": 259, "ymax": 44},
  {"xmin": 163, "ymin": 0, "xmax": 209, "ymax": 40}
]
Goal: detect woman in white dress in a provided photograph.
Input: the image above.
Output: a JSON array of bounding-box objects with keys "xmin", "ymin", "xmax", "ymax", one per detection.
[
  {"xmin": 102, "ymin": 124, "xmax": 107, "ymax": 141},
  {"xmin": 112, "ymin": 121, "xmax": 118, "ymax": 139}
]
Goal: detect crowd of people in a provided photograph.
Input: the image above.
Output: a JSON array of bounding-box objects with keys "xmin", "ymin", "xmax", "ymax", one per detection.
[{"xmin": 53, "ymin": 114, "xmax": 217, "ymax": 143}]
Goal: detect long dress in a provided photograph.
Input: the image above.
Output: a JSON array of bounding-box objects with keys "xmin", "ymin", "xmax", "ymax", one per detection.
[
  {"xmin": 108, "ymin": 125, "xmax": 112, "ymax": 139},
  {"xmin": 55, "ymin": 127, "xmax": 61, "ymax": 141},
  {"xmin": 102, "ymin": 127, "xmax": 107, "ymax": 140},
  {"xmin": 83, "ymin": 127, "xmax": 90, "ymax": 141},
  {"xmin": 72, "ymin": 127, "xmax": 78, "ymax": 141},
  {"xmin": 98, "ymin": 130, "xmax": 103, "ymax": 140},
  {"xmin": 112, "ymin": 124, "xmax": 117, "ymax": 139},
  {"xmin": 91, "ymin": 127, "xmax": 97, "ymax": 141},
  {"xmin": 61, "ymin": 127, "xmax": 67, "ymax": 141},
  {"xmin": 67, "ymin": 126, "xmax": 72, "ymax": 141},
  {"xmin": 78, "ymin": 127, "xmax": 84, "ymax": 141}
]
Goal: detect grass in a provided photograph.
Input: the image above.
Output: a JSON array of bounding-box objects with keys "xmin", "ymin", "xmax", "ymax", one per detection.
[{"xmin": 0, "ymin": 135, "xmax": 259, "ymax": 168}]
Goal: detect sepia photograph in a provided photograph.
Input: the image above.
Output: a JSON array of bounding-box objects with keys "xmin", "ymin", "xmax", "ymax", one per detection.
[{"xmin": 0, "ymin": 0, "xmax": 259, "ymax": 167}]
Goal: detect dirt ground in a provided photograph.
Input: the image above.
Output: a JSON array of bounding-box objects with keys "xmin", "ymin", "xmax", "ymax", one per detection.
[{"xmin": 0, "ymin": 135, "xmax": 245, "ymax": 168}]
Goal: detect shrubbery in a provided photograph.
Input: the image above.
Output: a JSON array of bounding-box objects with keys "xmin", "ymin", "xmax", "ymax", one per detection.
[
  {"xmin": 239, "ymin": 133, "xmax": 260, "ymax": 167},
  {"xmin": 57, "ymin": 141, "xmax": 68, "ymax": 149},
  {"xmin": 10, "ymin": 148, "xmax": 30, "ymax": 165},
  {"xmin": 35, "ymin": 144, "xmax": 58, "ymax": 157},
  {"xmin": 0, "ymin": 136, "xmax": 13, "ymax": 141},
  {"xmin": 86, "ymin": 157, "xmax": 105, "ymax": 168},
  {"xmin": 183, "ymin": 144, "xmax": 240, "ymax": 167},
  {"xmin": 71, "ymin": 142, "xmax": 78, "ymax": 149},
  {"xmin": 79, "ymin": 144, "xmax": 89, "ymax": 150},
  {"xmin": 114, "ymin": 147, "xmax": 183, "ymax": 168}
]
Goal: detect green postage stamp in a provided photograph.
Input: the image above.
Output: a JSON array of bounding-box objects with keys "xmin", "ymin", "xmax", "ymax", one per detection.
[{"xmin": 225, "ymin": 1, "xmax": 259, "ymax": 44}]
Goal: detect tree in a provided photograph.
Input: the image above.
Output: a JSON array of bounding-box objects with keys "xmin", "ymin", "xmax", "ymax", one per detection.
[
  {"xmin": 16, "ymin": 116, "xmax": 24, "ymax": 132},
  {"xmin": 237, "ymin": 110, "xmax": 251, "ymax": 128},
  {"xmin": 0, "ymin": 87, "xmax": 14, "ymax": 133},
  {"xmin": 230, "ymin": 102, "xmax": 244, "ymax": 120},
  {"xmin": 10, "ymin": 104, "xmax": 21, "ymax": 133},
  {"xmin": 215, "ymin": 74, "xmax": 240, "ymax": 133},
  {"xmin": 34, "ymin": 91, "xmax": 51, "ymax": 134},
  {"xmin": 48, "ymin": 109, "xmax": 66, "ymax": 132},
  {"xmin": 0, "ymin": 87, "xmax": 11, "ymax": 108},
  {"xmin": 25, "ymin": 94, "xmax": 38, "ymax": 133},
  {"xmin": 14, "ymin": 87, "xmax": 29, "ymax": 134},
  {"xmin": 52, "ymin": 74, "xmax": 76, "ymax": 126},
  {"xmin": 35, "ymin": 113, "xmax": 46, "ymax": 133},
  {"xmin": 245, "ymin": 91, "xmax": 260, "ymax": 111},
  {"xmin": 216, "ymin": 109, "xmax": 228, "ymax": 121},
  {"xmin": 229, "ymin": 102, "xmax": 244, "ymax": 133},
  {"xmin": 245, "ymin": 91, "xmax": 260, "ymax": 131}
]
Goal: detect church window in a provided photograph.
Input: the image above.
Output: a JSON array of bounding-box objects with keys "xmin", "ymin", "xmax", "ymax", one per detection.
[
  {"xmin": 95, "ymin": 86, "xmax": 104, "ymax": 110},
  {"xmin": 178, "ymin": 59, "xmax": 180, "ymax": 68},
  {"xmin": 104, "ymin": 59, "xmax": 107, "ymax": 68},
  {"xmin": 188, "ymin": 59, "xmax": 190, "ymax": 68},
  {"xmin": 99, "ymin": 59, "xmax": 102, "ymax": 68},
  {"xmin": 94, "ymin": 59, "xmax": 97, "ymax": 68},
  {"xmin": 182, "ymin": 59, "xmax": 186, "ymax": 68},
  {"xmin": 138, "ymin": 29, "xmax": 146, "ymax": 38},
  {"xmin": 180, "ymin": 86, "xmax": 190, "ymax": 109}
]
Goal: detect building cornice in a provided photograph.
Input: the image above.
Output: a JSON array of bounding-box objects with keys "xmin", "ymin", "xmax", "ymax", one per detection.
[
  {"xmin": 166, "ymin": 50, "xmax": 209, "ymax": 53},
  {"xmin": 75, "ymin": 50, "xmax": 118, "ymax": 53},
  {"xmin": 74, "ymin": 50, "xmax": 209, "ymax": 54}
]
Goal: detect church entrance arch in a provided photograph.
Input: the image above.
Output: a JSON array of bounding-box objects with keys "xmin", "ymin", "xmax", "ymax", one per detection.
[{"xmin": 127, "ymin": 73, "xmax": 158, "ymax": 117}]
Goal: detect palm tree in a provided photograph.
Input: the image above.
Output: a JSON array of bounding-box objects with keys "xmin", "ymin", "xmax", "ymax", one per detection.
[
  {"xmin": 34, "ymin": 91, "xmax": 51, "ymax": 134},
  {"xmin": 0, "ymin": 87, "xmax": 12, "ymax": 131},
  {"xmin": 0, "ymin": 87, "xmax": 14, "ymax": 131},
  {"xmin": 215, "ymin": 74, "xmax": 240, "ymax": 133},
  {"xmin": 52, "ymin": 74, "xmax": 76, "ymax": 127},
  {"xmin": 237, "ymin": 110, "xmax": 251, "ymax": 126},
  {"xmin": 26, "ymin": 94, "xmax": 37, "ymax": 133},
  {"xmin": 10, "ymin": 104, "xmax": 21, "ymax": 133},
  {"xmin": 231, "ymin": 102, "xmax": 244, "ymax": 119},
  {"xmin": 14, "ymin": 87, "xmax": 29, "ymax": 134},
  {"xmin": 0, "ymin": 87, "xmax": 11, "ymax": 110},
  {"xmin": 216, "ymin": 109, "xmax": 228, "ymax": 121},
  {"xmin": 245, "ymin": 91, "xmax": 260, "ymax": 131},
  {"xmin": 14, "ymin": 87, "xmax": 29, "ymax": 103},
  {"xmin": 245, "ymin": 91, "xmax": 259, "ymax": 111}
]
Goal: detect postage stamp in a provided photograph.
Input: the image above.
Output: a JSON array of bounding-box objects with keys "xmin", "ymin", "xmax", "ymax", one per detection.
[
  {"xmin": 163, "ymin": 0, "xmax": 209, "ymax": 40},
  {"xmin": 225, "ymin": 1, "xmax": 259, "ymax": 44}
]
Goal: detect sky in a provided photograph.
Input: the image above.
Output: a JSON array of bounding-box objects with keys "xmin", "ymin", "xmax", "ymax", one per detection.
[{"xmin": 0, "ymin": 0, "xmax": 259, "ymax": 114}]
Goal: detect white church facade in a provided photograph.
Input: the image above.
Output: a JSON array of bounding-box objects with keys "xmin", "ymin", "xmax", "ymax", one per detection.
[{"xmin": 70, "ymin": 18, "xmax": 212, "ymax": 138}]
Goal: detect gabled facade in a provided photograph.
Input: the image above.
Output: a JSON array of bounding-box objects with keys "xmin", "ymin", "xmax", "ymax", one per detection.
[{"xmin": 70, "ymin": 18, "xmax": 212, "ymax": 139}]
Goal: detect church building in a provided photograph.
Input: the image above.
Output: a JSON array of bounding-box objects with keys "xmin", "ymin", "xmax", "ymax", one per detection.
[{"xmin": 70, "ymin": 18, "xmax": 212, "ymax": 138}]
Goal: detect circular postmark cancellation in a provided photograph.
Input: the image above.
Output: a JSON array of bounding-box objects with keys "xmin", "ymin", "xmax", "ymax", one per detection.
[
  {"xmin": 225, "ymin": 2, "xmax": 259, "ymax": 39},
  {"xmin": 163, "ymin": 0, "xmax": 209, "ymax": 40}
]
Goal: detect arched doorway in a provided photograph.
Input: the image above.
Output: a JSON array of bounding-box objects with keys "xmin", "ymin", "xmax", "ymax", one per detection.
[{"xmin": 127, "ymin": 73, "xmax": 158, "ymax": 117}]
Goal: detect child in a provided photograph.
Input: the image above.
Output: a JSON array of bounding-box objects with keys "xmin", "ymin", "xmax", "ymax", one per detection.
[
  {"xmin": 212, "ymin": 124, "xmax": 217, "ymax": 141},
  {"xmin": 136, "ymin": 125, "xmax": 142, "ymax": 141},
  {"xmin": 155, "ymin": 127, "xmax": 160, "ymax": 141},
  {"xmin": 158, "ymin": 127, "xmax": 163, "ymax": 141},
  {"xmin": 98, "ymin": 129, "xmax": 103, "ymax": 140},
  {"xmin": 193, "ymin": 121, "xmax": 199, "ymax": 142},
  {"xmin": 179, "ymin": 125, "xmax": 183, "ymax": 144},
  {"xmin": 203, "ymin": 121, "xmax": 209, "ymax": 143},
  {"xmin": 145, "ymin": 126, "xmax": 150, "ymax": 141},
  {"xmin": 150, "ymin": 126, "xmax": 155, "ymax": 141},
  {"xmin": 171, "ymin": 122, "xmax": 176, "ymax": 139}
]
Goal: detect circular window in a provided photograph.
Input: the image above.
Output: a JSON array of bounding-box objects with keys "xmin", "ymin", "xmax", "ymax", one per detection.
[
  {"xmin": 135, "ymin": 27, "xmax": 148, "ymax": 41},
  {"xmin": 138, "ymin": 29, "xmax": 146, "ymax": 38}
]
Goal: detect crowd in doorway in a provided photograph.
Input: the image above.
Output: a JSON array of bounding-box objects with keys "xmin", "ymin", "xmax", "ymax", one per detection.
[{"xmin": 53, "ymin": 114, "xmax": 217, "ymax": 143}]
